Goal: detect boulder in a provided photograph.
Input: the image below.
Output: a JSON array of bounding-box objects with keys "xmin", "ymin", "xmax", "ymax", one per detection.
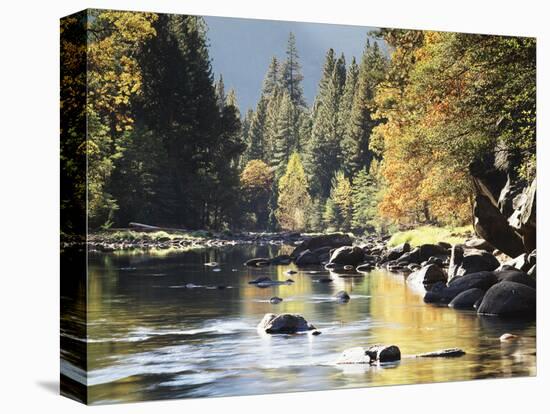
[
  {"xmin": 329, "ymin": 246, "xmax": 365, "ymax": 266},
  {"xmin": 257, "ymin": 313, "xmax": 315, "ymax": 334},
  {"xmin": 291, "ymin": 234, "xmax": 353, "ymax": 258},
  {"xmin": 248, "ymin": 276, "xmax": 273, "ymax": 285},
  {"xmin": 334, "ymin": 290, "xmax": 351, "ymax": 303},
  {"xmin": 418, "ymin": 244, "xmax": 449, "ymax": 262},
  {"xmin": 295, "ymin": 249, "xmax": 321, "ymax": 266},
  {"xmin": 396, "ymin": 247, "xmax": 421, "ymax": 264},
  {"xmin": 449, "ymin": 288, "xmax": 486, "ymax": 309},
  {"xmin": 383, "ymin": 243, "xmax": 410, "ymax": 262},
  {"xmin": 426, "ymin": 256, "xmax": 444, "ymax": 267},
  {"xmin": 270, "ymin": 296, "xmax": 283, "ymax": 304},
  {"xmin": 357, "ymin": 263, "xmax": 375, "ymax": 272},
  {"xmin": 416, "ymin": 348, "xmax": 465, "ymax": 358},
  {"xmin": 495, "ymin": 269, "xmax": 536, "ymax": 289},
  {"xmin": 270, "ymin": 254, "xmax": 292, "ymax": 265},
  {"xmin": 469, "ymin": 153, "xmax": 534, "ymax": 256},
  {"xmin": 365, "ymin": 344, "xmax": 401, "ymax": 363},
  {"xmin": 508, "ymin": 178, "xmax": 536, "ymax": 253},
  {"xmin": 451, "ymin": 249, "xmax": 500, "ymax": 278},
  {"xmin": 465, "ymin": 238, "xmax": 494, "ymax": 252},
  {"xmin": 477, "ymin": 281, "xmax": 536, "ymax": 316},
  {"xmin": 424, "ymin": 271, "xmax": 498, "ymax": 304},
  {"xmin": 407, "ymin": 264, "xmax": 447, "ymax": 291},
  {"xmin": 500, "ymin": 253, "xmax": 530, "ymax": 272}
]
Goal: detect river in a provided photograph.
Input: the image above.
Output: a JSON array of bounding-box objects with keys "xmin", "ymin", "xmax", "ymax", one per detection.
[{"xmin": 61, "ymin": 244, "xmax": 536, "ymax": 404}]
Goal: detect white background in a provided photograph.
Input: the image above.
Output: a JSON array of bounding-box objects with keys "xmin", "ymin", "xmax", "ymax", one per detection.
[{"xmin": 0, "ymin": 0, "xmax": 548, "ymax": 412}]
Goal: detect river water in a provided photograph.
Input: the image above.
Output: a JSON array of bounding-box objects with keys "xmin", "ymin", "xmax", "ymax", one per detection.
[{"xmin": 61, "ymin": 244, "xmax": 536, "ymax": 404}]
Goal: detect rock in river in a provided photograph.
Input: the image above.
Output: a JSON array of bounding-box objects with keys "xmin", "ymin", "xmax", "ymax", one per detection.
[
  {"xmin": 416, "ymin": 348, "xmax": 465, "ymax": 358},
  {"xmin": 477, "ymin": 281, "xmax": 536, "ymax": 316},
  {"xmin": 257, "ymin": 313, "xmax": 315, "ymax": 334},
  {"xmin": 291, "ymin": 233, "xmax": 353, "ymax": 258},
  {"xmin": 448, "ymin": 288, "xmax": 486, "ymax": 309},
  {"xmin": 407, "ymin": 264, "xmax": 447, "ymax": 291},
  {"xmin": 365, "ymin": 344, "xmax": 402, "ymax": 363},
  {"xmin": 295, "ymin": 249, "xmax": 321, "ymax": 266},
  {"xmin": 270, "ymin": 296, "xmax": 283, "ymax": 304},
  {"xmin": 328, "ymin": 246, "xmax": 365, "ymax": 266},
  {"xmin": 334, "ymin": 290, "xmax": 351, "ymax": 303},
  {"xmin": 244, "ymin": 257, "xmax": 271, "ymax": 267}
]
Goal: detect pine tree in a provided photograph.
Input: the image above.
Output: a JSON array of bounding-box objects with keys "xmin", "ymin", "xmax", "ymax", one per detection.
[
  {"xmin": 262, "ymin": 56, "xmax": 281, "ymax": 96},
  {"xmin": 341, "ymin": 39, "xmax": 388, "ymax": 177},
  {"xmin": 329, "ymin": 170, "xmax": 353, "ymax": 231},
  {"xmin": 281, "ymin": 32, "xmax": 306, "ymax": 108},
  {"xmin": 215, "ymin": 74, "xmax": 226, "ymax": 111},
  {"xmin": 305, "ymin": 50, "xmax": 346, "ymax": 198},
  {"xmin": 272, "ymin": 91, "xmax": 295, "ymax": 177},
  {"xmin": 246, "ymin": 97, "xmax": 268, "ymax": 161},
  {"xmin": 275, "ymin": 153, "xmax": 312, "ymax": 231},
  {"xmin": 338, "ymin": 56, "xmax": 358, "ymax": 137},
  {"xmin": 351, "ymin": 164, "xmax": 380, "ymax": 231}
]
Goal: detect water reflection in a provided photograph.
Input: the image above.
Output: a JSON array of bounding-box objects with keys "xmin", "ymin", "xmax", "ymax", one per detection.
[{"xmin": 60, "ymin": 245, "xmax": 536, "ymax": 404}]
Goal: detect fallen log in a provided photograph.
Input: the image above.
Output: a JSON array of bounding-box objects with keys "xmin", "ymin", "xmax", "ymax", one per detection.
[{"xmin": 128, "ymin": 222, "xmax": 188, "ymax": 233}]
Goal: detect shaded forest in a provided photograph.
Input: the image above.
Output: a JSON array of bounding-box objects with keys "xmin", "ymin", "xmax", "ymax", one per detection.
[{"xmin": 61, "ymin": 11, "xmax": 536, "ymax": 234}]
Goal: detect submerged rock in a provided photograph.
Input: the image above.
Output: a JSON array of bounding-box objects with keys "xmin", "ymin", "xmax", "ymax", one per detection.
[
  {"xmin": 416, "ymin": 348, "xmax": 465, "ymax": 358},
  {"xmin": 244, "ymin": 257, "xmax": 271, "ymax": 267},
  {"xmin": 257, "ymin": 313, "xmax": 315, "ymax": 334},
  {"xmin": 334, "ymin": 290, "xmax": 351, "ymax": 303}
]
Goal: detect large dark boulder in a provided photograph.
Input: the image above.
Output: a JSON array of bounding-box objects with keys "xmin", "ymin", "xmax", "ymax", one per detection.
[
  {"xmin": 448, "ymin": 271, "xmax": 498, "ymax": 291},
  {"xmin": 418, "ymin": 244, "xmax": 449, "ymax": 262},
  {"xmin": 329, "ymin": 246, "xmax": 365, "ymax": 266},
  {"xmin": 450, "ymin": 249, "xmax": 500, "ymax": 279},
  {"xmin": 470, "ymin": 152, "xmax": 535, "ymax": 257},
  {"xmin": 295, "ymin": 249, "xmax": 321, "ymax": 266},
  {"xmin": 465, "ymin": 238, "xmax": 495, "ymax": 252},
  {"xmin": 396, "ymin": 247, "xmax": 421, "ymax": 264},
  {"xmin": 449, "ymin": 288, "xmax": 486, "ymax": 309},
  {"xmin": 495, "ymin": 269, "xmax": 536, "ymax": 289},
  {"xmin": 424, "ymin": 271, "xmax": 498, "ymax": 304},
  {"xmin": 508, "ymin": 179, "xmax": 536, "ymax": 253},
  {"xmin": 383, "ymin": 243, "xmax": 410, "ymax": 262},
  {"xmin": 477, "ymin": 281, "xmax": 536, "ymax": 316},
  {"xmin": 257, "ymin": 313, "xmax": 315, "ymax": 334},
  {"xmin": 407, "ymin": 264, "xmax": 447, "ymax": 291},
  {"xmin": 291, "ymin": 234, "xmax": 353, "ymax": 258}
]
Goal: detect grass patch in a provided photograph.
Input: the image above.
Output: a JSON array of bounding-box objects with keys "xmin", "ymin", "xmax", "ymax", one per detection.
[{"xmin": 388, "ymin": 225, "xmax": 473, "ymax": 247}]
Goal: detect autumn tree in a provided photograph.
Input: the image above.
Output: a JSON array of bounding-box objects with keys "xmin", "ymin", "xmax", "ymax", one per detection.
[
  {"xmin": 240, "ymin": 160, "xmax": 275, "ymax": 229},
  {"xmin": 275, "ymin": 153, "xmax": 312, "ymax": 231}
]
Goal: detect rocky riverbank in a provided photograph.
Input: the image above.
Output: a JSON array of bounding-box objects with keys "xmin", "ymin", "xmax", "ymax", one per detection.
[{"xmin": 243, "ymin": 232, "xmax": 536, "ymax": 318}]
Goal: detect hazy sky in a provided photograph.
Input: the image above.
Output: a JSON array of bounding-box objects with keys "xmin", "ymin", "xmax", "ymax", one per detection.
[{"xmin": 204, "ymin": 16, "xmax": 386, "ymax": 113}]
